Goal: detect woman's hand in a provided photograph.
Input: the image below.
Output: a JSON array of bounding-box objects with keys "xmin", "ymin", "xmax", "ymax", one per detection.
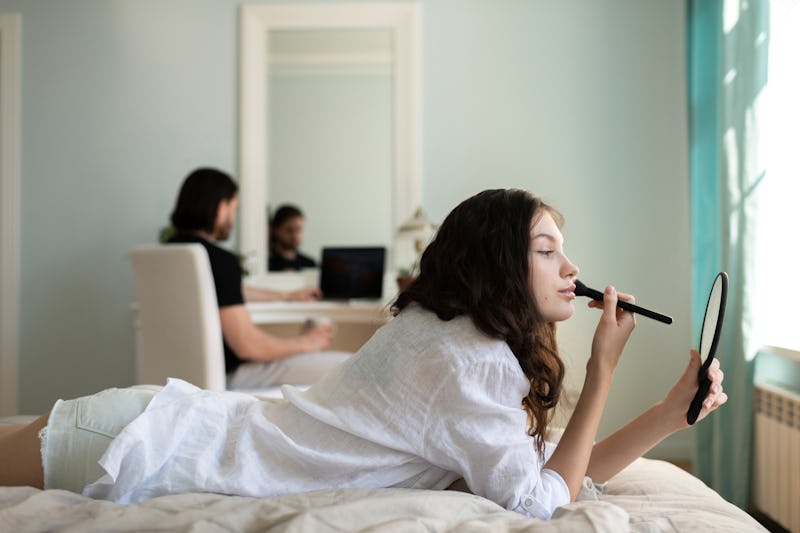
[
  {"xmin": 546, "ymin": 286, "xmax": 635, "ymax": 499},
  {"xmin": 660, "ymin": 349, "xmax": 728, "ymax": 430},
  {"xmin": 585, "ymin": 349, "xmax": 726, "ymax": 484},
  {"xmin": 587, "ymin": 286, "xmax": 636, "ymax": 373}
]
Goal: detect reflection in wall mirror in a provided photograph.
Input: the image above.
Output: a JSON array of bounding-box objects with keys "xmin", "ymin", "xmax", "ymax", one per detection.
[
  {"xmin": 239, "ymin": 4, "xmax": 421, "ymax": 277},
  {"xmin": 269, "ymin": 29, "xmax": 392, "ymax": 268}
]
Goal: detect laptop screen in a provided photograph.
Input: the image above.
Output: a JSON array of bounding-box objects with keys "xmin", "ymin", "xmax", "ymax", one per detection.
[{"xmin": 319, "ymin": 247, "xmax": 386, "ymax": 300}]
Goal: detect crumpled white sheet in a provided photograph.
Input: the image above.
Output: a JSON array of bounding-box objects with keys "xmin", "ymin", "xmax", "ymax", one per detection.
[
  {"xmin": 0, "ymin": 486, "xmax": 624, "ymax": 533},
  {"xmin": 0, "ymin": 459, "xmax": 764, "ymax": 532}
]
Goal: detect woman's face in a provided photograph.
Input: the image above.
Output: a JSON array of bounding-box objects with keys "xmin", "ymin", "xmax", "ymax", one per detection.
[{"xmin": 528, "ymin": 211, "xmax": 580, "ymax": 322}]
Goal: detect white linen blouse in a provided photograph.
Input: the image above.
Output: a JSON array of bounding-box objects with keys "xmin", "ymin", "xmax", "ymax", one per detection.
[{"xmin": 84, "ymin": 305, "xmax": 570, "ymax": 519}]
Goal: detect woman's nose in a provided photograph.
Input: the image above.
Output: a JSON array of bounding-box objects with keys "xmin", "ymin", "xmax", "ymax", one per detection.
[{"xmin": 563, "ymin": 256, "xmax": 579, "ymax": 278}]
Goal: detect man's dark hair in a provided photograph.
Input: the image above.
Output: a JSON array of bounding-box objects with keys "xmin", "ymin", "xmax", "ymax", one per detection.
[
  {"xmin": 170, "ymin": 168, "xmax": 238, "ymax": 233},
  {"xmin": 270, "ymin": 204, "xmax": 305, "ymax": 230}
]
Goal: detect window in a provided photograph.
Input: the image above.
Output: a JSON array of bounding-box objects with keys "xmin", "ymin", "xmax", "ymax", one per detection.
[{"xmin": 753, "ymin": 0, "xmax": 800, "ymax": 350}]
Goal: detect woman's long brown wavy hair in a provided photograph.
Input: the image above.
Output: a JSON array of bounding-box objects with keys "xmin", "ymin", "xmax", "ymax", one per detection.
[{"xmin": 393, "ymin": 189, "xmax": 565, "ymax": 457}]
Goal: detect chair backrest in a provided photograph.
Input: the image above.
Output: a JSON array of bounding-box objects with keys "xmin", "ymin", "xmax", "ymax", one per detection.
[{"xmin": 129, "ymin": 244, "xmax": 226, "ymax": 391}]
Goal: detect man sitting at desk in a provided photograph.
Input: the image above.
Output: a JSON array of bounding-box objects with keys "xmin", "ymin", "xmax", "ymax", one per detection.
[{"xmin": 168, "ymin": 167, "xmax": 349, "ymax": 388}]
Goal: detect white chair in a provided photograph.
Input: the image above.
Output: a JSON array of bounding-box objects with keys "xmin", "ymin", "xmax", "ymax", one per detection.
[{"xmin": 129, "ymin": 244, "xmax": 227, "ymax": 391}]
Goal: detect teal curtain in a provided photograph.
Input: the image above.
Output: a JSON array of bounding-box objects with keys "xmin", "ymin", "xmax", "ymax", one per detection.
[{"xmin": 687, "ymin": 0, "xmax": 769, "ymax": 508}]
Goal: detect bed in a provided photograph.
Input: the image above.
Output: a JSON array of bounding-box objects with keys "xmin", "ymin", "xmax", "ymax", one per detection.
[{"xmin": 0, "ymin": 418, "xmax": 764, "ymax": 532}]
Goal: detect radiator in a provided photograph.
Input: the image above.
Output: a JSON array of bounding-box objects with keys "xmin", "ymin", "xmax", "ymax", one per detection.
[{"xmin": 753, "ymin": 382, "xmax": 800, "ymax": 532}]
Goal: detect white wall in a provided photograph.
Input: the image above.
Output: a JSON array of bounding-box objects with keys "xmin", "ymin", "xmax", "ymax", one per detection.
[{"xmin": 1, "ymin": 0, "xmax": 692, "ymax": 458}]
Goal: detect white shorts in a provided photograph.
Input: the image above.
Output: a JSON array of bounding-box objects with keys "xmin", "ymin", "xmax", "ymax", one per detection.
[{"xmin": 40, "ymin": 385, "xmax": 160, "ymax": 493}]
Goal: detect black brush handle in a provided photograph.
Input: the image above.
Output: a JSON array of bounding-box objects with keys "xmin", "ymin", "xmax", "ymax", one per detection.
[{"xmin": 575, "ymin": 280, "xmax": 673, "ymax": 325}]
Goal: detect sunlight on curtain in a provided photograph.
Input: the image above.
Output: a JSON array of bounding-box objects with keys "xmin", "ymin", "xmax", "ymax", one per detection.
[
  {"xmin": 688, "ymin": 0, "xmax": 769, "ymax": 509},
  {"xmin": 752, "ymin": 0, "xmax": 800, "ymax": 352}
]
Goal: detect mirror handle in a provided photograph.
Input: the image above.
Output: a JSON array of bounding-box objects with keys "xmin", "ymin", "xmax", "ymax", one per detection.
[{"xmin": 687, "ymin": 365, "xmax": 713, "ymax": 425}]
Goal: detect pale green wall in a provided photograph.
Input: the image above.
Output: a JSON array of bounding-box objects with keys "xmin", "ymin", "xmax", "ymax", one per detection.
[
  {"xmin": 3, "ymin": 0, "xmax": 692, "ymax": 458},
  {"xmin": 422, "ymin": 0, "xmax": 691, "ymax": 459}
]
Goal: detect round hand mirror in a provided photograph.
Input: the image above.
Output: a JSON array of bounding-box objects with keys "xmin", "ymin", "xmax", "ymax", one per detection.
[{"xmin": 686, "ymin": 271, "xmax": 728, "ymax": 425}]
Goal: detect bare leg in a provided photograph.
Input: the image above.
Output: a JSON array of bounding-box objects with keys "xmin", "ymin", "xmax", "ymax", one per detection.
[{"xmin": 0, "ymin": 413, "xmax": 48, "ymax": 488}]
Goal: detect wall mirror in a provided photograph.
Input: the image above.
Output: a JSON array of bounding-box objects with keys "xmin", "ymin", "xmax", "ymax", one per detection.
[{"xmin": 239, "ymin": 4, "xmax": 421, "ymax": 277}]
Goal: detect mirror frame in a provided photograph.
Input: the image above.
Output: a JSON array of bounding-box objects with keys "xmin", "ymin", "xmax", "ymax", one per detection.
[
  {"xmin": 239, "ymin": 3, "xmax": 421, "ymax": 276},
  {"xmin": 687, "ymin": 271, "xmax": 728, "ymax": 425}
]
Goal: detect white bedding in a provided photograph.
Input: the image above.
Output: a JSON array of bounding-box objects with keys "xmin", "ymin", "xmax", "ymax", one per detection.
[{"xmin": 0, "ymin": 458, "xmax": 765, "ymax": 532}]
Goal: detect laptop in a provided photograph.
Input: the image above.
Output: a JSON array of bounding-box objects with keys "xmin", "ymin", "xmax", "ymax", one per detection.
[{"xmin": 319, "ymin": 247, "xmax": 386, "ymax": 300}]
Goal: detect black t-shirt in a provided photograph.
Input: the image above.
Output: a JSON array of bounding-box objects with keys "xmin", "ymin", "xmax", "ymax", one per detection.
[
  {"xmin": 268, "ymin": 250, "xmax": 317, "ymax": 271},
  {"xmin": 167, "ymin": 233, "xmax": 245, "ymax": 374}
]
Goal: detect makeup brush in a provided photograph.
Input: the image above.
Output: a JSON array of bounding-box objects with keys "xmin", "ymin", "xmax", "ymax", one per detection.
[{"xmin": 574, "ymin": 279, "xmax": 673, "ymax": 325}]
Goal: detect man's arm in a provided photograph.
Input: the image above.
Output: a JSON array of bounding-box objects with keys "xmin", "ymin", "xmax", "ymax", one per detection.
[
  {"xmin": 219, "ymin": 305, "xmax": 332, "ymax": 362},
  {"xmin": 243, "ymin": 286, "xmax": 322, "ymax": 303}
]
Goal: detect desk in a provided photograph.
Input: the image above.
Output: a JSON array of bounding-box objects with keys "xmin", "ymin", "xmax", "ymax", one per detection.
[
  {"xmin": 247, "ymin": 301, "xmax": 391, "ymax": 352},
  {"xmin": 244, "ymin": 270, "xmax": 396, "ymax": 351},
  {"xmin": 247, "ymin": 300, "xmax": 390, "ymax": 325}
]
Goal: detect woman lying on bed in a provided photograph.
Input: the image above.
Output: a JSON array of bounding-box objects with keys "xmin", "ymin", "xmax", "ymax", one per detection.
[{"xmin": 0, "ymin": 189, "xmax": 727, "ymax": 520}]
